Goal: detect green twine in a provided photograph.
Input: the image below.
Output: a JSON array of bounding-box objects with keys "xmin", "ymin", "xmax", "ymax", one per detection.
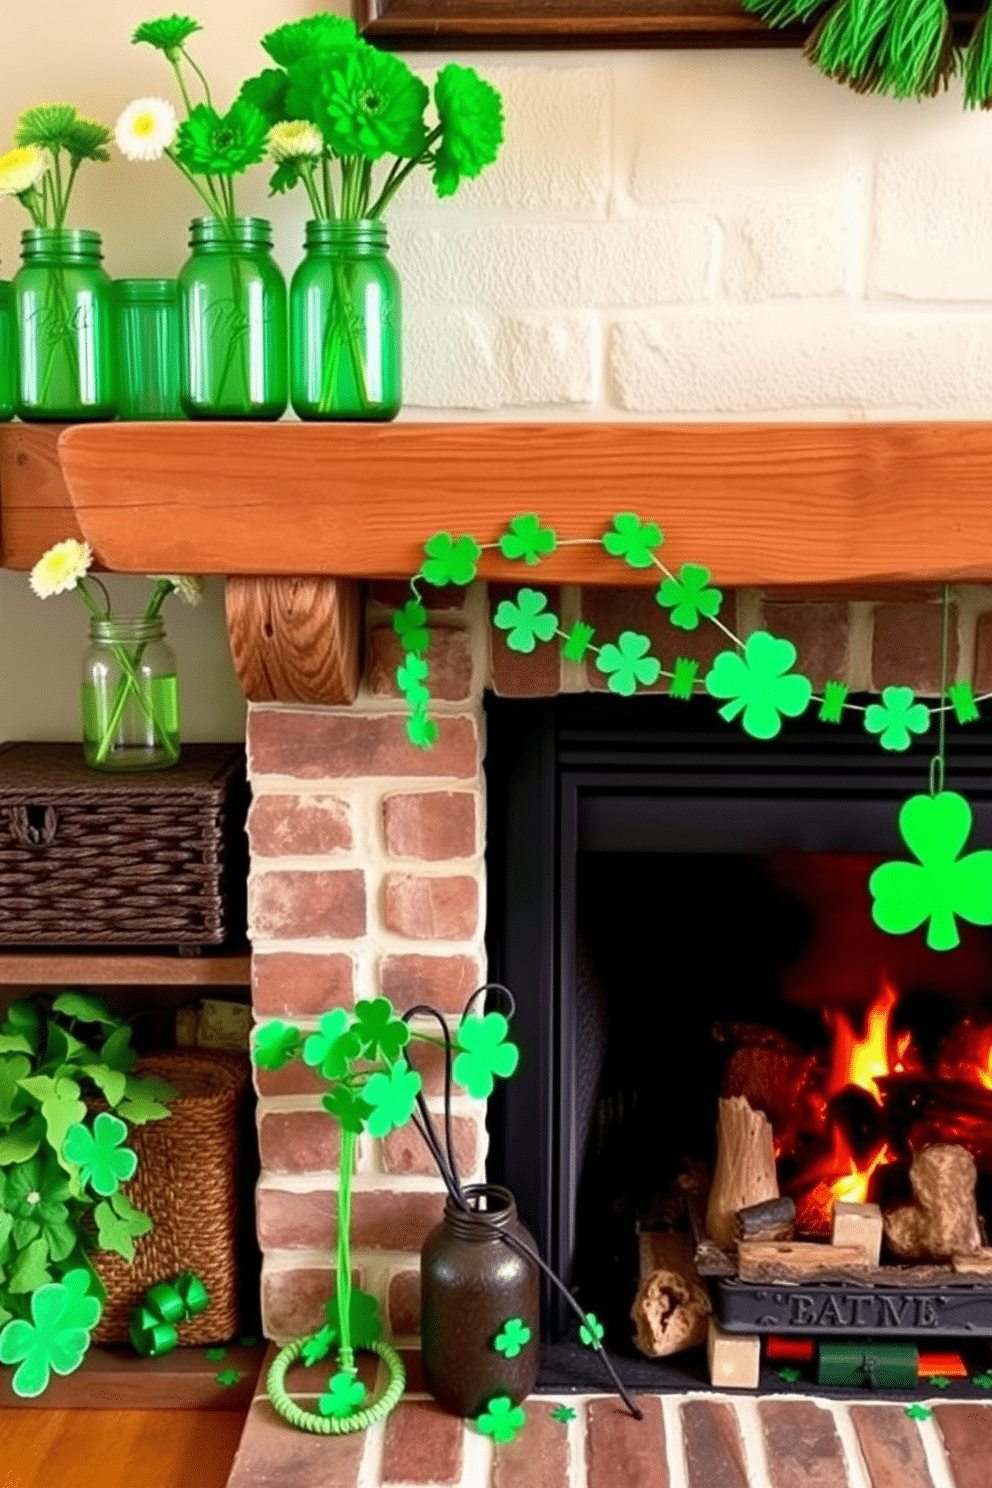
[
  {"xmin": 964, "ymin": 2, "xmax": 992, "ymax": 106},
  {"xmin": 806, "ymin": 0, "xmax": 897, "ymax": 87},
  {"xmin": 267, "ymin": 1337, "xmax": 406, "ymax": 1435},
  {"xmin": 335, "ymin": 1126, "xmax": 356, "ymax": 1376},
  {"xmin": 873, "ymin": 0, "xmax": 953, "ymax": 97}
]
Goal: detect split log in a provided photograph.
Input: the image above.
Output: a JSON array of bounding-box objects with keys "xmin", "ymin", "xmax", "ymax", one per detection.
[
  {"xmin": 686, "ymin": 1190, "xmax": 736, "ymax": 1278},
  {"xmin": 883, "ymin": 1145, "xmax": 982, "ymax": 1261},
  {"xmin": 951, "ymin": 1249, "xmax": 992, "ymax": 1276},
  {"xmin": 737, "ymin": 1240, "xmax": 872, "ymax": 1283},
  {"xmin": 630, "ymin": 1232, "xmax": 711, "ymax": 1358},
  {"xmin": 734, "ymin": 1196, "xmax": 796, "ymax": 1244},
  {"xmin": 705, "ymin": 1096, "xmax": 779, "ymax": 1249}
]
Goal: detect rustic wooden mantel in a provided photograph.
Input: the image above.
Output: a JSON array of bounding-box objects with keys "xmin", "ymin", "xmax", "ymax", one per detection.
[{"xmin": 3, "ymin": 419, "xmax": 992, "ymax": 707}]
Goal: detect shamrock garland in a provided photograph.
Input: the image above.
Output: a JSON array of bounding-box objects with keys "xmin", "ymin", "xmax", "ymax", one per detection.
[{"xmin": 390, "ymin": 512, "xmax": 992, "ymax": 956}]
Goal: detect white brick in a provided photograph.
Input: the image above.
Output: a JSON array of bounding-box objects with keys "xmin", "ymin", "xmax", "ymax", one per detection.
[
  {"xmin": 391, "ymin": 217, "xmax": 716, "ymax": 313},
  {"xmin": 609, "ymin": 309, "xmax": 981, "ymax": 416},
  {"xmin": 723, "ymin": 198, "xmax": 851, "ymax": 301},
  {"xmin": 871, "ymin": 144, "xmax": 992, "ymax": 300},
  {"xmin": 404, "ymin": 306, "xmax": 596, "ymax": 410}
]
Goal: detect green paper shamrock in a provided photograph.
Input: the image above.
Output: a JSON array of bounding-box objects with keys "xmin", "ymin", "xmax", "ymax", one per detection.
[
  {"xmin": 562, "ymin": 621, "xmax": 595, "ymax": 664},
  {"xmin": 550, "ymin": 1405, "xmax": 576, "ymax": 1423},
  {"xmin": 670, "ymin": 657, "xmax": 699, "ymax": 701},
  {"xmin": 204, "ymin": 1347, "xmax": 227, "ymax": 1362},
  {"xmin": 578, "ymin": 1313, "xmax": 604, "ymax": 1348},
  {"xmin": 407, "ymin": 709, "xmax": 439, "ymax": 750},
  {"xmin": 869, "ymin": 791, "xmax": 992, "ymax": 951},
  {"xmin": 973, "ymin": 1372, "xmax": 992, "ymax": 1389},
  {"xmin": 705, "ymin": 632, "xmax": 813, "ymax": 739},
  {"xmin": 352, "ymin": 998, "xmax": 410, "ymax": 1063},
  {"xmin": 253, "ymin": 1020, "xmax": 300, "ymax": 1072},
  {"xmin": 304, "ymin": 1010, "xmax": 362, "ymax": 1080},
  {"xmin": 62, "ymin": 1113, "xmax": 137, "ymax": 1198},
  {"xmin": 864, "ymin": 686, "xmax": 931, "ymax": 752},
  {"xmin": 319, "ymin": 1370, "xmax": 367, "ymax": 1419},
  {"xmin": 321, "ymin": 1086, "xmax": 373, "ymax": 1135},
  {"xmin": 949, "ymin": 681, "xmax": 981, "ymax": 724},
  {"xmin": 3, "ymin": 1155, "xmax": 73, "ymax": 1261},
  {"xmin": 0, "ymin": 1271, "xmax": 100, "ymax": 1397},
  {"xmin": 301, "ymin": 1325, "xmax": 336, "ymax": 1367},
  {"xmin": 777, "ymin": 1366, "xmax": 802, "ymax": 1383},
  {"xmin": 929, "ymin": 1375, "xmax": 951, "ymax": 1389},
  {"xmin": 396, "ymin": 655, "xmax": 430, "ymax": 708},
  {"xmin": 362, "ymin": 1058, "xmax": 422, "ymax": 1138},
  {"xmin": 8, "ymin": 1238, "xmax": 52, "ymax": 1294},
  {"xmin": 93, "ymin": 1192, "xmax": 153, "ymax": 1264},
  {"xmin": 602, "ymin": 513, "xmax": 663, "ymax": 570},
  {"xmin": 499, "ymin": 514, "xmax": 557, "ymax": 566},
  {"xmin": 494, "ymin": 589, "xmax": 559, "ymax": 654},
  {"xmin": 421, "ymin": 532, "xmax": 481, "ymax": 587},
  {"xmin": 454, "ymin": 1014, "xmax": 520, "ymax": 1098},
  {"xmin": 325, "ymin": 1289, "xmax": 383, "ymax": 1350},
  {"xmin": 819, "ymin": 680, "xmax": 849, "ymax": 724},
  {"xmin": 215, "ymin": 1367, "xmax": 242, "ymax": 1387},
  {"xmin": 595, "ymin": 631, "xmax": 661, "ymax": 697},
  {"xmin": 493, "ymin": 1317, "xmax": 532, "ymax": 1359},
  {"xmin": 393, "ymin": 600, "xmax": 430, "ymax": 655},
  {"xmin": 656, "ymin": 563, "xmax": 722, "ymax": 631},
  {"xmin": 905, "ymin": 1403, "xmax": 932, "ymax": 1420},
  {"xmin": 116, "ymin": 1072, "xmax": 175, "ymax": 1127},
  {"xmin": 477, "ymin": 1396, "xmax": 526, "ymax": 1444}
]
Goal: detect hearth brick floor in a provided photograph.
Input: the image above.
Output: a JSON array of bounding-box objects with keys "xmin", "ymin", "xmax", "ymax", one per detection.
[{"xmin": 227, "ymin": 1351, "xmax": 992, "ymax": 1488}]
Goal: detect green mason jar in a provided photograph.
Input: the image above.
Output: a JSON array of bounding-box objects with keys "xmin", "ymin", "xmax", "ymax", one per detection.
[
  {"xmin": 13, "ymin": 228, "xmax": 116, "ymax": 422},
  {"xmin": 290, "ymin": 218, "xmax": 401, "ymax": 421},
  {"xmin": 114, "ymin": 278, "xmax": 183, "ymax": 420},
  {"xmin": 81, "ymin": 614, "xmax": 180, "ymax": 772},
  {"xmin": 0, "ymin": 279, "xmax": 14, "ymax": 422},
  {"xmin": 178, "ymin": 216, "xmax": 287, "ymax": 419}
]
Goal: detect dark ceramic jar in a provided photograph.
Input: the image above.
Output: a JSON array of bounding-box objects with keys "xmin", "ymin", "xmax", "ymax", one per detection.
[{"xmin": 421, "ymin": 1185, "xmax": 540, "ymax": 1418}]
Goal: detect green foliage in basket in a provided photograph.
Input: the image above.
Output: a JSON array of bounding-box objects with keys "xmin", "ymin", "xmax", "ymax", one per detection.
[{"xmin": 0, "ymin": 992, "xmax": 176, "ymax": 1392}]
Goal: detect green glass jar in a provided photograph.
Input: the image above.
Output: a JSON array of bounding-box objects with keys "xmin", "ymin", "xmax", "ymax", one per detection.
[
  {"xmin": 114, "ymin": 278, "xmax": 183, "ymax": 420},
  {"xmin": 178, "ymin": 216, "xmax": 287, "ymax": 419},
  {"xmin": 0, "ymin": 279, "xmax": 14, "ymax": 422},
  {"xmin": 81, "ymin": 614, "xmax": 180, "ymax": 772},
  {"xmin": 290, "ymin": 219, "xmax": 401, "ymax": 421},
  {"xmin": 13, "ymin": 228, "xmax": 116, "ymax": 422}
]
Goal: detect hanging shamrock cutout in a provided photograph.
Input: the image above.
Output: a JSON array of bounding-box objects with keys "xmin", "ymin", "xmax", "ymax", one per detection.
[
  {"xmin": 62, "ymin": 1113, "xmax": 137, "ymax": 1197},
  {"xmin": 705, "ymin": 632, "xmax": 812, "ymax": 739},
  {"xmin": 601, "ymin": 513, "xmax": 663, "ymax": 569},
  {"xmin": 494, "ymin": 589, "xmax": 559, "ymax": 653},
  {"xmin": 421, "ymin": 532, "xmax": 481, "ymax": 587},
  {"xmin": 325, "ymin": 1290, "xmax": 383, "ymax": 1350},
  {"xmin": 499, "ymin": 513, "xmax": 557, "ymax": 566},
  {"xmin": 579, "ymin": 1313, "xmax": 604, "ymax": 1348},
  {"xmin": 454, "ymin": 1014, "xmax": 520, "ymax": 1098},
  {"xmin": 393, "ymin": 599, "xmax": 430, "ymax": 655},
  {"xmin": 352, "ymin": 998, "xmax": 410, "ymax": 1063},
  {"xmin": 319, "ymin": 1370, "xmax": 367, "ymax": 1419},
  {"xmin": 0, "ymin": 1270, "xmax": 101, "ymax": 1397},
  {"xmin": 362, "ymin": 1059, "xmax": 423, "ymax": 1138},
  {"xmin": 407, "ymin": 709, "xmax": 439, "ymax": 750},
  {"xmin": 864, "ymin": 686, "xmax": 930, "ymax": 752},
  {"xmin": 493, "ymin": 1317, "xmax": 532, "ymax": 1358},
  {"xmin": 253, "ymin": 1021, "xmax": 300, "ymax": 1072},
  {"xmin": 869, "ymin": 791, "xmax": 992, "ymax": 951},
  {"xmin": 656, "ymin": 563, "xmax": 722, "ymax": 631},
  {"xmin": 304, "ymin": 1010, "xmax": 362, "ymax": 1080},
  {"xmin": 396, "ymin": 655, "xmax": 430, "ymax": 708},
  {"xmin": 477, "ymin": 1395, "xmax": 526, "ymax": 1444},
  {"xmin": 595, "ymin": 632, "xmax": 661, "ymax": 697},
  {"xmin": 321, "ymin": 1086, "xmax": 373, "ymax": 1135}
]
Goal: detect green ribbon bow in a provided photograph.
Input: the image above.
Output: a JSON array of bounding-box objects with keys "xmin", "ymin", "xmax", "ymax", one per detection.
[{"xmin": 129, "ymin": 1272, "xmax": 210, "ymax": 1358}]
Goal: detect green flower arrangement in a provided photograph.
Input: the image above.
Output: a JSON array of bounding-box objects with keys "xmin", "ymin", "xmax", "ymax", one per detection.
[
  {"xmin": 0, "ymin": 105, "xmax": 111, "ymax": 228},
  {"xmin": 0, "ymin": 992, "xmax": 176, "ymax": 1396}
]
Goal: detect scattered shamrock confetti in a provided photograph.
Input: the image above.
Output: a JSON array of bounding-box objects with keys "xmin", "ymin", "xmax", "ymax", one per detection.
[
  {"xmin": 550, "ymin": 1404, "xmax": 577, "ymax": 1423},
  {"xmin": 362, "ymin": 1058, "xmax": 423, "ymax": 1138},
  {"xmin": 929, "ymin": 1376, "xmax": 951, "ymax": 1389},
  {"xmin": 352, "ymin": 997, "xmax": 410, "ymax": 1063},
  {"xmin": 601, "ymin": 513, "xmax": 663, "ymax": 569},
  {"xmin": 477, "ymin": 1395, "xmax": 526, "ymax": 1444},
  {"xmin": 670, "ymin": 656, "xmax": 699, "ymax": 701},
  {"xmin": 0, "ymin": 1271, "xmax": 100, "ymax": 1397},
  {"xmin": 319, "ymin": 1369, "xmax": 367, "ymax": 1419},
  {"xmin": 62, "ymin": 1113, "xmax": 137, "ymax": 1197},
  {"xmin": 561, "ymin": 620, "xmax": 595, "ymax": 664},
  {"xmin": 869, "ymin": 791, "xmax": 992, "ymax": 951},
  {"xmin": 904, "ymin": 1403, "xmax": 932, "ymax": 1420},
  {"xmin": 705, "ymin": 631, "xmax": 813, "ymax": 740},
  {"xmin": 453, "ymin": 1013, "xmax": 520, "ymax": 1098},
  {"xmin": 595, "ymin": 631, "xmax": 661, "ymax": 697},
  {"xmin": 578, "ymin": 1313, "xmax": 604, "ymax": 1348},
  {"xmin": 396, "ymin": 654, "xmax": 430, "ymax": 707},
  {"xmin": 393, "ymin": 599, "xmax": 430, "ymax": 654},
  {"xmin": 656, "ymin": 563, "xmax": 722, "ymax": 631},
  {"xmin": 973, "ymin": 1371, "xmax": 992, "ymax": 1389},
  {"xmin": 204, "ymin": 1346, "xmax": 227, "ymax": 1362},
  {"xmin": 777, "ymin": 1366, "xmax": 802, "ymax": 1383},
  {"xmin": 499, "ymin": 513, "xmax": 557, "ymax": 566},
  {"xmin": 864, "ymin": 686, "xmax": 930, "ymax": 752},
  {"xmin": 253, "ymin": 1020, "xmax": 300, "ymax": 1072},
  {"xmin": 303, "ymin": 1009, "xmax": 362, "ymax": 1080},
  {"xmin": 493, "ymin": 1317, "xmax": 532, "ymax": 1359},
  {"xmin": 421, "ymin": 532, "xmax": 481, "ymax": 587},
  {"xmin": 215, "ymin": 1367, "xmax": 242, "ymax": 1387},
  {"xmin": 819, "ymin": 680, "xmax": 849, "ymax": 724},
  {"xmin": 493, "ymin": 588, "xmax": 559, "ymax": 653}
]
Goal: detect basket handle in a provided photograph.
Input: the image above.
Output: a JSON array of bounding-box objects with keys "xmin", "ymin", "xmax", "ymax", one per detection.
[{"xmin": 10, "ymin": 804, "xmax": 59, "ymax": 848}]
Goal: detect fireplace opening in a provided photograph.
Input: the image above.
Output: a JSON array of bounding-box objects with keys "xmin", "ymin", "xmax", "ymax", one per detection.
[{"xmin": 484, "ymin": 692, "xmax": 992, "ymax": 1392}]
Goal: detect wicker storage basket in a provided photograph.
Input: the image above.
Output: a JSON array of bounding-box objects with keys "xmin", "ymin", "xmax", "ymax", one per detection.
[
  {"xmin": 0, "ymin": 742, "xmax": 247, "ymax": 946},
  {"xmin": 91, "ymin": 1049, "xmax": 249, "ymax": 1345}
]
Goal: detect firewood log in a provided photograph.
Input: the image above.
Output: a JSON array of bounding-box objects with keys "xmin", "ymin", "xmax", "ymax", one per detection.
[
  {"xmin": 883, "ymin": 1145, "xmax": 982, "ymax": 1261},
  {"xmin": 630, "ymin": 1232, "xmax": 711, "ymax": 1358},
  {"xmin": 705, "ymin": 1096, "xmax": 779, "ymax": 1248},
  {"xmin": 734, "ymin": 1196, "xmax": 796, "ymax": 1243}
]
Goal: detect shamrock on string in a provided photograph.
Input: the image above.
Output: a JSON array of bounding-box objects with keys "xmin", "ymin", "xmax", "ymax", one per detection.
[
  {"xmin": 864, "ymin": 686, "xmax": 931, "ymax": 752},
  {"xmin": 656, "ymin": 563, "xmax": 722, "ymax": 631},
  {"xmin": 362, "ymin": 1058, "xmax": 423, "ymax": 1138},
  {"xmin": 595, "ymin": 631, "xmax": 661, "ymax": 697},
  {"xmin": 578, "ymin": 1313, "xmax": 604, "ymax": 1348},
  {"xmin": 321, "ymin": 1086, "xmax": 373, "ymax": 1135},
  {"xmin": 0, "ymin": 1271, "xmax": 101, "ymax": 1397},
  {"xmin": 253, "ymin": 1021, "xmax": 300, "ymax": 1072},
  {"xmin": 499, "ymin": 513, "xmax": 557, "ymax": 566},
  {"xmin": 352, "ymin": 998, "xmax": 409, "ymax": 1063},
  {"xmin": 493, "ymin": 589, "xmax": 559, "ymax": 653},
  {"xmin": 303, "ymin": 1009, "xmax": 362, "ymax": 1080},
  {"xmin": 905, "ymin": 1403, "xmax": 932, "ymax": 1421},
  {"xmin": 477, "ymin": 1395, "xmax": 526, "ymax": 1444},
  {"xmin": 396, "ymin": 655, "xmax": 430, "ymax": 708},
  {"xmin": 421, "ymin": 532, "xmax": 481, "ymax": 588},
  {"xmin": 493, "ymin": 1317, "xmax": 532, "ymax": 1359},
  {"xmin": 870, "ymin": 791, "xmax": 992, "ymax": 951},
  {"xmin": 453, "ymin": 1013, "xmax": 520, "ymax": 1098},
  {"xmin": 407, "ymin": 708, "xmax": 439, "ymax": 750},
  {"xmin": 62, "ymin": 1113, "xmax": 137, "ymax": 1197},
  {"xmin": 319, "ymin": 1370, "xmax": 367, "ymax": 1419},
  {"xmin": 602, "ymin": 513, "xmax": 664, "ymax": 569},
  {"xmin": 705, "ymin": 632, "xmax": 812, "ymax": 739},
  {"xmin": 325, "ymin": 1289, "xmax": 383, "ymax": 1350},
  {"xmin": 393, "ymin": 599, "xmax": 430, "ymax": 655},
  {"xmin": 550, "ymin": 1405, "xmax": 576, "ymax": 1423}
]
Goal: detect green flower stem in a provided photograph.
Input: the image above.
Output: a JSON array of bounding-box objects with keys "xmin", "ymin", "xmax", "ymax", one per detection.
[
  {"xmin": 181, "ymin": 45, "xmax": 214, "ymax": 110},
  {"xmin": 210, "ymin": 250, "xmax": 251, "ymax": 409},
  {"xmin": 164, "ymin": 149, "xmax": 229, "ymax": 223},
  {"xmin": 299, "ymin": 165, "xmax": 324, "ymax": 222},
  {"xmin": 322, "ymin": 154, "xmax": 334, "ymax": 219},
  {"xmin": 370, "ymin": 131, "xmax": 442, "ymax": 219},
  {"xmin": 316, "ymin": 262, "xmax": 370, "ymax": 415},
  {"xmin": 35, "ymin": 265, "xmax": 81, "ymax": 409},
  {"xmin": 335, "ymin": 1126, "xmax": 357, "ymax": 1375},
  {"xmin": 168, "ymin": 58, "xmax": 195, "ymax": 115}
]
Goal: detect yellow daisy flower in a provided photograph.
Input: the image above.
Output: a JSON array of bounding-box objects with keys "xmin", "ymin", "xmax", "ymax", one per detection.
[
  {"xmin": 267, "ymin": 120, "xmax": 323, "ymax": 163},
  {"xmin": 0, "ymin": 145, "xmax": 47, "ymax": 197},
  {"xmin": 30, "ymin": 539, "xmax": 93, "ymax": 599},
  {"xmin": 115, "ymin": 98, "xmax": 177, "ymax": 162}
]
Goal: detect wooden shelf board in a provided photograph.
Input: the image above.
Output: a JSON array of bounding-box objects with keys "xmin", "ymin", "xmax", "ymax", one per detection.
[
  {"xmin": 53, "ymin": 419, "xmax": 992, "ymax": 588},
  {"xmin": 0, "ymin": 952, "xmax": 251, "ymax": 986},
  {"xmin": 0, "ymin": 425, "xmax": 84, "ymax": 569},
  {"xmin": 0, "ymin": 1343, "xmax": 264, "ymax": 1411}
]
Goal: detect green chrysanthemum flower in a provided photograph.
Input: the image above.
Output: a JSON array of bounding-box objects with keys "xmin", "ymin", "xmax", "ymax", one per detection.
[
  {"xmin": 174, "ymin": 100, "xmax": 270, "ymax": 177},
  {"xmin": 312, "ymin": 43, "xmax": 429, "ymax": 161},
  {"xmin": 15, "ymin": 105, "xmax": 110, "ymax": 163},
  {"xmin": 131, "ymin": 14, "xmax": 202, "ymax": 56},
  {"xmin": 63, "ymin": 118, "xmax": 112, "ymax": 164},
  {"xmin": 431, "ymin": 64, "xmax": 504, "ymax": 198},
  {"xmin": 239, "ymin": 70, "xmax": 292, "ymax": 129},
  {"xmin": 262, "ymin": 14, "xmax": 358, "ymax": 68}
]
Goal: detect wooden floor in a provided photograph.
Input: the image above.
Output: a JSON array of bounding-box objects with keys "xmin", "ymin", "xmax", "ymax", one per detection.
[{"xmin": 0, "ymin": 1409, "xmax": 248, "ymax": 1488}]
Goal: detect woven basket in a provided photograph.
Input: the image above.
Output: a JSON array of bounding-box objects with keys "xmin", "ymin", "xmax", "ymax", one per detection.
[{"xmin": 91, "ymin": 1049, "xmax": 248, "ymax": 1345}]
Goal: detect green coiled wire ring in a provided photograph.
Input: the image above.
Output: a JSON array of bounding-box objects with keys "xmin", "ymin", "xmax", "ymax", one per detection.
[{"xmin": 267, "ymin": 1335, "xmax": 406, "ymax": 1435}]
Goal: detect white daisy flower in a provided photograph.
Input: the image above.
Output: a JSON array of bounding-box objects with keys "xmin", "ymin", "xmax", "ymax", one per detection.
[
  {"xmin": 268, "ymin": 120, "xmax": 323, "ymax": 164},
  {"xmin": 30, "ymin": 539, "xmax": 92, "ymax": 599},
  {"xmin": 115, "ymin": 98, "xmax": 177, "ymax": 162},
  {"xmin": 0, "ymin": 145, "xmax": 47, "ymax": 197},
  {"xmin": 153, "ymin": 575, "xmax": 204, "ymax": 605}
]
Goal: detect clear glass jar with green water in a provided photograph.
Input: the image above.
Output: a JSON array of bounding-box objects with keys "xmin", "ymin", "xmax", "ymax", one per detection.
[
  {"xmin": 0, "ymin": 279, "xmax": 15, "ymax": 421},
  {"xmin": 114, "ymin": 278, "xmax": 183, "ymax": 420},
  {"xmin": 178, "ymin": 216, "xmax": 287, "ymax": 419},
  {"xmin": 13, "ymin": 228, "xmax": 116, "ymax": 421},
  {"xmin": 290, "ymin": 219, "xmax": 401, "ymax": 420},
  {"xmin": 81, "ymin": 615, "xmax": 180, "ymax": 772}
]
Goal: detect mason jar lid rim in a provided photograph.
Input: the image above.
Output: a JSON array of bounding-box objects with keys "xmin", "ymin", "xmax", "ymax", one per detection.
[
  {"xmin": 21, "ymin": 226, "xmax": 102, "ymax": 248},
  {"xmin": 90, "ymin": 613, "xmax": 166, "ymax": 638},
  {"xmin": 114, "ymin": 277, "xmax": 178, "ymax": 300}
]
